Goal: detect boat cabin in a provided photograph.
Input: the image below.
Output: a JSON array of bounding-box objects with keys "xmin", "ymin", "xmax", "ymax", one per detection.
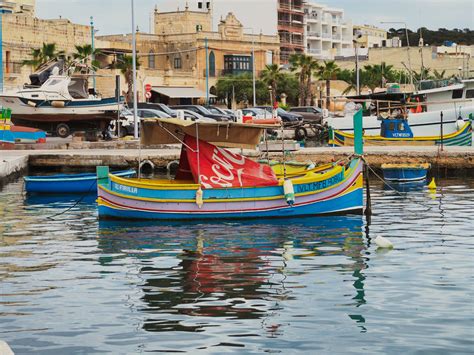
[{"xmin": 380, "ymin": 118, "xmax": 414, "ymax": 138}]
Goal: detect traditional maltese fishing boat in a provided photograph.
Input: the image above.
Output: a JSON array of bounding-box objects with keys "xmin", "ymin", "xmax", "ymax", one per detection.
[
  {"xmin": 96, "ymin": 118, "xmax": 365, "ymax": 220},
  {"xmin": 330, "ymin": 117, "xmax": 472, "ymax": 147}
]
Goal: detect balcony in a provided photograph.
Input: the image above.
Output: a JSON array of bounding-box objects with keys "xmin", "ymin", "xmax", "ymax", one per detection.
[
  {"xmin": 332, "ymin": 34, "xmax": 342, "ymax": 40},
  {"xmin": 307, "ymin": 48, "xmax": 322, "ymax": 55},
  {"xmin": 322, "ymin": 32, "xmax": 331, "ymax": 39},
  {"xmin": 307, "ymin": 31, "xmax": 321, "ymax": 38}
]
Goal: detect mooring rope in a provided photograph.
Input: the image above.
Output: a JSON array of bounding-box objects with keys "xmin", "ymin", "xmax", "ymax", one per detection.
[{"xmin": 46, "ymin": 179, "xmax": 96, "ymax": 220}]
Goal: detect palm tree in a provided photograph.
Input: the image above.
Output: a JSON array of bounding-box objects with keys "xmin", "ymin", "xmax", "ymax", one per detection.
[
  {"xmin": 289, "ymin": 54, "xmax": 320, "ymax": 105},
  {"xmin": 72, "ymin": 44, "xmax": 102, "ymax": 73},
  {"xmin": 116, "ymin": 54, "xmax": 141, "ymax": 103},
  {"xmin": 433, "ymin": 69, "xmax": 446, "ymax": 79},
  {"xmin": 317, "ymin": 61, "xmax": 340, "ymax": 109},
  {"xmin": 22, "ymin": 43, "xmax": 65, "ymax": 70},
  {"xmin": 260, "ymin": 64, "xmax": 283, "ymax": 104}
]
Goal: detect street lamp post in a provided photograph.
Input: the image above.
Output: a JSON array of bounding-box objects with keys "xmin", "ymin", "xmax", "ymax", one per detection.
[
  {"xmin": 90, "ymin": 16, "xmax": 96, "ymax": 92},
  {"xmin": 244, "ymin": 27, "xmax": 256, "ymax": 107},
  {"xmin": 131, "ymin": 0, "xmax": 139, "ymax": 139},
  {"xmin": 381, "ymin": 21, "xmax": 413, "ymax": 88}
]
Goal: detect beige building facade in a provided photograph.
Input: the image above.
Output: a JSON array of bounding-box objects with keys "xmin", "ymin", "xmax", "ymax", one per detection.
[{"xmin": 98, "ymin": 8, "xmax": 280, "ymax": 104}]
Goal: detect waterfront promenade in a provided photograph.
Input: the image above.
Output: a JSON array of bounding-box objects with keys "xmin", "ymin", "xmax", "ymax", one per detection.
[{"xmin": 1, "ymin": 145, "xmax": 473, "ymax": 182}]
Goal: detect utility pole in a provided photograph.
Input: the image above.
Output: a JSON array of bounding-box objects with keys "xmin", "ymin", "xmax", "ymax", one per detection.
[
  {"xmin": 131, "ymin": 0, "xmax": 139, "ymax": 139},
  {"xmin": 205, "ymin": 37, "xmax": 209, "ymax": 105},
  {"xmin": 0, "ymin": 14, "xmax": 3, "ymax": 93},
  {"xmin": 90, "ymin": 16, "xmax": 96, "ymax": 91}
]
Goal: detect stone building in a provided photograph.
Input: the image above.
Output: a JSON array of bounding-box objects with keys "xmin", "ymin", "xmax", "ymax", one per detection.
[
  {"xmin": 97, "ymin": 7, "xmax": 280, "ymax": 104},
  {"xmin": 0, "ymin": 0, "xmax": 92, "ymax": 92}
]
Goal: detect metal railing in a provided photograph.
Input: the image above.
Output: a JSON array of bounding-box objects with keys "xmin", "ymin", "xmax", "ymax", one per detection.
[{"xmin": 307, "ymin": 31, "xmax": 321, "ymax": 38}]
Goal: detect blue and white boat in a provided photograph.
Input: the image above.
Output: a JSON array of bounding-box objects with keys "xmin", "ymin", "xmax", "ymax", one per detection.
[
  {"xmin": 25, "ymin": 170, "xmax": 136, "ymax": 194},
  {"xmin": 0, "ymin": 70, "xmax": 121, "ymax": 137},
  {"xmin": 381, "ymin": 163, "xmax": 430, "ymax": 182}
]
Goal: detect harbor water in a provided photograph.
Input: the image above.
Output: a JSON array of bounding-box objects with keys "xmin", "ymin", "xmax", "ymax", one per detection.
[{"xmin": 0, "ymin": 177, "xmax": 473, "ymax": 354}]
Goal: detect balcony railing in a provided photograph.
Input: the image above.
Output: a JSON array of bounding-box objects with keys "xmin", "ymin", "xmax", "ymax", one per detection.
[
  {"xmin": 332, "ymin": 34, "xmax": 342, "ymax": 40},
  {"xmin": 322, "ymin": 32, "xmax": 331, "ymax": 39},
  {"xmin": 307, "ymin": 48, "xmax": 322, "ymax": 54},
  {"xmin": 307, "ymin": 31, "xmax": 321, "ymax": 38}
]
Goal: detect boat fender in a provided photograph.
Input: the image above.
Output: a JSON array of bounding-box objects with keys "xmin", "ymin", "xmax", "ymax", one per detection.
[
  {"xmin": 283, "ymin": 179, "xmax": 295, "ymax": 206},
  {"xmin": 51, "ymin": 101, "xmax": 66, "ymax": 108},
  {"xmin": 374, "ymin": 235, "xmax": 393, "ymax": 249},
  {"xmin": 456, "ymin": 118, "xmax": 465, "ymax": 130},
  {"xmin": 27, "ymin": 101, "xmax": 37, "ymax": 107},
  {"xmin": 196, "ymin": 187, "xmax": 204, "ymax": 208}
]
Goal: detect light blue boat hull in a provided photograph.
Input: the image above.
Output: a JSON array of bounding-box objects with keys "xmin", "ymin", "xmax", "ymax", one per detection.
[{"xmin": 25, "ymin": 170, "xmax": 136, "ymax": 194}]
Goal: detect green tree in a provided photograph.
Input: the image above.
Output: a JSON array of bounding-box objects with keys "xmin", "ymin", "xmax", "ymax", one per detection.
[
  {"xmin": 115, "ymin": 54, "xmax": 141, "ymax": 103},
  {"xmin": 289, "ymin": 53, "xmax": 320, "ymax": 105},
  {"xmin": 317, "ymin": 60, "xmax": 340, "ymax": 109},
  {"xmin": 432, "ymin": 69, "xmax": 446, "ymax": 79},
  {"xmin": 215, "ymin": 72, "xmax": 268, "ymax": 106},
  {"xmin": 72, "ymin": 44, "xmax": 102, "ymax": 73},
  {"xmin": 22, "ymin": 42, "xmax": 65, "ymax": 70},
  {"xmin": 260, "ymin": 64, "xmax": 283, "ymax": 104}
]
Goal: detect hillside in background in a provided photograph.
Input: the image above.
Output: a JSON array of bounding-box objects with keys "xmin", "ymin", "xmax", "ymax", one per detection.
[{"xmin": 388, "ymin": 28, "xmax": 473, "ymax": 46}]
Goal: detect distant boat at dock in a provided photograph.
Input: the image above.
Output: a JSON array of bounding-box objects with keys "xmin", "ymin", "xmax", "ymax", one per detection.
[{"xmin": 381, "ymin": 163, "xmax": 430, "ymax": 182}]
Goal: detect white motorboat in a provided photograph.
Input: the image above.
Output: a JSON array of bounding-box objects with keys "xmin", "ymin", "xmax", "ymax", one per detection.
[
  {"xmin": 0, "ymin": 67, "xmax": 122, "ymax": 137},
  {"xmin": 325, "ymin": 79, "xmax": 474, "ymax": 137}
]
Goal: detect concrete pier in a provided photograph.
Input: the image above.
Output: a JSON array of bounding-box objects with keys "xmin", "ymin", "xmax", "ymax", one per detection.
[
  {"xmin": 0, "ymin": 154, "xmax": 28, "ymax": 184},
  {"xmin": 1, "ymin": 146, "xmax": 473, "ymax": 177},
  {"xmin": 0, "ymin": 340, "xmax": 14, "ymax": 355}
]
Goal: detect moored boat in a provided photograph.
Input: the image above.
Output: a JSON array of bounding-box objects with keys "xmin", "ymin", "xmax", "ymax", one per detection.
[
  {"xmin": 25, "ymin": 170, "xmax": 136, "ymax": 194},
  {"xmin": 381, "ymin": 163, "xmax": 430, "ymax": 182},
  {"xmin": 96, "ymin": 118, "xmax": 365, "ymax": 220},
  {"xmin": 330, "ymin": 117, "xmax": 472, "ymax": 147}
]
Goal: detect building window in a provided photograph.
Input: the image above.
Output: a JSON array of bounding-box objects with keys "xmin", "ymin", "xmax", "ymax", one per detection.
[
  {"xmin": 466, "ymin": 89, "xmax": 474, "ymax": 99},
  {"xmin": 209, "ymin": 51, "xmax": 215, "ymax": 77},
  {"xmin": 148, "ymin": 50, "xmax": 155, "ymax": 69},
  {"xmin": 174, "ymin": 56, "xmax": 182, "ymax": 69},
  {"xmin": 224, "ymin": 55, "xmax": 252, "ymax": 74}
]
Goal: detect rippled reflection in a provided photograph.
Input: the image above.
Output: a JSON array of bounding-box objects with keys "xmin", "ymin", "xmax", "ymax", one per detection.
[
  {"xmin": 97, "ymin": 216, "xmax": 366, "ymax": 334},
  {"xmin": 1, "ymin": 177, "xmax": 473, "ymax": 354}
]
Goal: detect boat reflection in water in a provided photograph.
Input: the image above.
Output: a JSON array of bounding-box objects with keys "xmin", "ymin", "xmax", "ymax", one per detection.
[
  {"xmin": 382, "ymin": 180, "xmax": 427, "ymax": 193},
  {"xmin": 24, "ymin": 193, "xmax": 98, "ymax": 207},
  {"xmin": 98, "ymin": 216, "xmax": 368, "ymax": 334}
]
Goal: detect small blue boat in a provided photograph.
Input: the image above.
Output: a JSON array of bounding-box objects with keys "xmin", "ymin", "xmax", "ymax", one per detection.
[
  {"xmin": 24, "ymin": 170, "xmax": 136, "ymax": 194},
  {"xmin": 381, "ymin": 163, "xmax": 430, "ymax": 182}
]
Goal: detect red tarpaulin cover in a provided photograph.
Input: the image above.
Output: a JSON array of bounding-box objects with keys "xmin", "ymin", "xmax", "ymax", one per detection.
[{"xmin": 177, "ymin": 135, "xmax": 278, "ymax": 189}]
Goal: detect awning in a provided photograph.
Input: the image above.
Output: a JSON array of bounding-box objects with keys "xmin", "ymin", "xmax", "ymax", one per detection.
[{"xmin": 152, "ymin": 86, "xmax": 216, "ymax": 99}]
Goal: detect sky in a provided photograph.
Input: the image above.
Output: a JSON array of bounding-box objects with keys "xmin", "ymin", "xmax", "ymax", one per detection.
[{"xmin": 36, "ymin": 0, "xmax": 473, "ymax": 36}]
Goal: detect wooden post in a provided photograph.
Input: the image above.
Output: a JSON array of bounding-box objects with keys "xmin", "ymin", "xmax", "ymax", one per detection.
[{"xmin": 440, "ymin": 111, "xmax": 444, "ymax": 152}]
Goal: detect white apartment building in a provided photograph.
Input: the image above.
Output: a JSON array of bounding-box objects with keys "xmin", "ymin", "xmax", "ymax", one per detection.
[{"xmin": 303, "ymin": 2, "xmax": 353, "ymax": 60}]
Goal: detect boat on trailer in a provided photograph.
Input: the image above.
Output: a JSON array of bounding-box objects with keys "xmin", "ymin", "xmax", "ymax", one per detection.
[{"xmin": 96, "ymin": 118, "xmax": 365, "ymax": 220}]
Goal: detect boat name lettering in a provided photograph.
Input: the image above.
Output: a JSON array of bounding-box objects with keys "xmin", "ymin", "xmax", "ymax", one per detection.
[
  {"xmin": 296, "ymin": 172, "xmax": 343, "ymax": 193},
  {"xmin": 113, "ymin": 182, "xmax": 138, "ymax": 194},
  {"xmin": 391, "ymin": 133, "xmax": 411, "ymax": 138}
]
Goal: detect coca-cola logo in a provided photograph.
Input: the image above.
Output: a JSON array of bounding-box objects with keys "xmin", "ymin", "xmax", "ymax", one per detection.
[{"xmin": 200, "ymin": 147, "xmax": 246, "ymax": 188}]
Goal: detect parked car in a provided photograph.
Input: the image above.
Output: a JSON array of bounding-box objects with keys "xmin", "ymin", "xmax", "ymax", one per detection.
[
  {"xmin": 119, "ymin": 108, "xmax": 172, "ymax": 136},
  {"xmin": 205, "ymin": 105, "xmax": 237, "ymax": 121},
  {"xmin": 180, "ymin": 110, "xmax": 215, "ymax": 122},
  {"xmin": 241, "ymin": 108, "xmax": 269, "ymax": 119},
  {"xmin": 289, "ymin": 106, "xmax": 323, "ymax": 124},
  {"xmin": 170, "ymin": 105, "xmax": 230, "ymax": 122},
  {"xmin": 138, "ymin": 102, "xmax": 177, "ymax": 117},
  {"xmin": 254, "ymin": 106, "xmax": 303, "ymax": 125}
]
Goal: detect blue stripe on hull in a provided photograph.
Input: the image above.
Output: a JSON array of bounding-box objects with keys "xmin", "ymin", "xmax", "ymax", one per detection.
[{"xmin": 98, "ymin": 188, "xmax": 364, "ymax": 220}]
